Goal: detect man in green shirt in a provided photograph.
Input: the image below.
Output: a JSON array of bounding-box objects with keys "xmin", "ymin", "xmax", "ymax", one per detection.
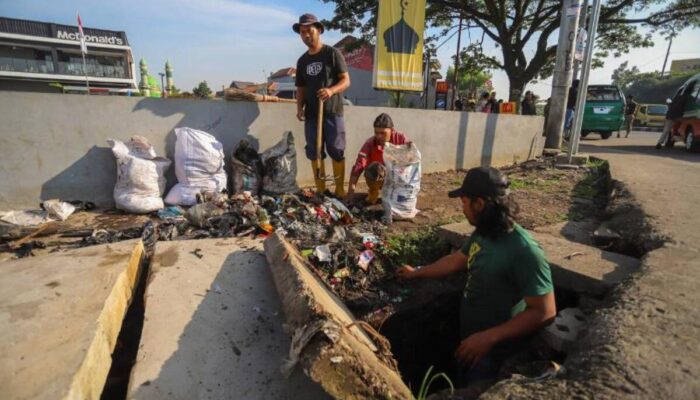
[{"xmin": 398, "ymin": 167, "xmax": 556, "ymax": 385}]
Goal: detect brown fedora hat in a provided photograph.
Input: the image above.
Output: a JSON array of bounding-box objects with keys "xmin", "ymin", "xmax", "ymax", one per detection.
[{"xmin": 293, "ymin": 13, "xmax": 324, "ymax": 34}]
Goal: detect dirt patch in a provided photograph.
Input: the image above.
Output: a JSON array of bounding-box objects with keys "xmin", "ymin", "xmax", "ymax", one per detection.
[{"xmin": 349, "ymin": 156, "xmax": 608, "ymax": 237}]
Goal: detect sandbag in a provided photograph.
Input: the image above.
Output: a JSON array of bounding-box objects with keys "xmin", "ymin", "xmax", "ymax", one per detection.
[
  {"xmin": 261, "ymin": 131, "xmax": 299, "ymax": 195},
  {"xmin": 231, "ymin": 139, "xmax": 264, "ymax": 195},
  {"xmin": 108, "ymin": 136, "xmax": 171, "ymax": 214},
  {"xmin": 165, "ymin": 127, "xmax": 227, "ymax": 206},
  {"xmin": 381, "ymin": 142, "xmax": 421, "ymax": 219}
]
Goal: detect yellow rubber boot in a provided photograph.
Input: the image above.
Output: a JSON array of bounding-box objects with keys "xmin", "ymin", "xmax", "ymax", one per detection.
[
  {"xmin": 310, "ymin": 160, "xmax": 326, "ymax": 193},
  {"xmin": 366, "ymin": 176, "xmax": 383, "ymax": 205},
  {"xmin": 332, "ymin": 159, "xmax": 346, "ymax": 198}
]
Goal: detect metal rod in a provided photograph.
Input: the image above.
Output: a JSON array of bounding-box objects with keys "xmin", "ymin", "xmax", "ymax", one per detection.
[
  {"xmin": 451, "ymin": 15, "xmax": 463, "ymax": 110},
  {"xmin": 568, "ymin": 0, "xmax": 602, "ymax": 160},
  {"xmin": 82, "ymin": 53, "xmax": 90, "ymax": 95},
  {"xmin": 661, "ymin": 35, "xmax": 673, "ymax": 77}
]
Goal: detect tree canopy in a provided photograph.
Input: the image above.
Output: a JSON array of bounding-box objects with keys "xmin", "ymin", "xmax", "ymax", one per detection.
[{"xmin": 193, "ymin": 81, "xmax": 212, "ymax": 99}]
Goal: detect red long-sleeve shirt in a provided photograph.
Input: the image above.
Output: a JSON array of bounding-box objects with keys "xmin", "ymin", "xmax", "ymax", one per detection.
[{"xmin": 351, "ymin": 130, "xmax": 407, "ymax": 177}]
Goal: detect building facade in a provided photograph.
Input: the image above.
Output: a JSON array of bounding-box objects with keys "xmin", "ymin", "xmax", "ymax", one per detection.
[
  {"xmin": 0, "ymin": 16, "xmax": 136, "ymax": 93},
  {"xmin": 670, "ymin": 58, "xmax": 700, "ymax": 74}
]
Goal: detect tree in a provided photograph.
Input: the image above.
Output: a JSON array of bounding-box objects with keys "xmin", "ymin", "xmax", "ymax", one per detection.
[
  {"xmin": 193, "ymin": 81, "xmax": 212, "ymax": 99},
  {"xmin": 321, "ymin": 0, "xmax": 700, "ymax": 101},
  {"xmin": 446, "ymin": 42, "xmax": 494, "ymax": 96},
  {"xmin": 611, "ymin": 61, "xmax": 640, "ymax": 88},
  {"xmin": 623, "ymin": 69, "xmax": 699, "ymax": 103},
  {"xmin": 446, "ymin": 66, "xmax": 491, "ymax": 96}
]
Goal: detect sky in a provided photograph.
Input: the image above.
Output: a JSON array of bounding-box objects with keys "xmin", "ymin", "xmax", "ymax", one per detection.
[{"xmin": 2, "ymin": 0, "xmax": 699, "ymax": 98}]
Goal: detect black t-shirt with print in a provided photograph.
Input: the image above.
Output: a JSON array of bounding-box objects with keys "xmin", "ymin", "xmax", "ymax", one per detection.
[{"xmin": 296, "ymin": 44, "xmax": 348, "ymax": 118}]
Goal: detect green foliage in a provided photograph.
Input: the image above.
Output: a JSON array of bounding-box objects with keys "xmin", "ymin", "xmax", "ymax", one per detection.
[
  {"xmin": 380, "ymin": 228, "xmax": 451, "ymax": 269},
  {"xmin": 624, "ymin": 69, "xmax": 700, "ymax": 104},
  {"xmin": 611, "ymin": 61, "xmax": 641, "ymax": 88},
  {"xmin": 416, "ymin": 366, "xmax": 454, "ymax": 400},
  {"xmin": 446, "ymin": 64, "xmax": 492, "ymax": 96},
  {"xmin": 193, "ymin": 80, "xmax": 212, "ymax": 99}
]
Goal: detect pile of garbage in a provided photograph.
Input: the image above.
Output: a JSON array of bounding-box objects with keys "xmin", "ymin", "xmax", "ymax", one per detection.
[{"xmin": 1, "ymin": 128, "xmax": 422, "ymax": 312}]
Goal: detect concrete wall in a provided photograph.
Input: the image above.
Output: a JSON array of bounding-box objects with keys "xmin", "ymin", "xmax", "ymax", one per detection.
[{"xmin": 0, "ymin": 91, "xmax": 544, "ymax": 208}]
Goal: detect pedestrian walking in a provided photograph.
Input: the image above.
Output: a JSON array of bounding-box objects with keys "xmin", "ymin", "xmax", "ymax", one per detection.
[
  {"xmin": 621, "ymin": 95, "xmax": 637, "ymax": 138},
  {"xmin": 656, "ymin": 89, "xmax": 691, "ymax": 149}
]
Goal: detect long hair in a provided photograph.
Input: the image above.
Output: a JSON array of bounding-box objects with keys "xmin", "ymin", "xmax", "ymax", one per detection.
[{"xmin": 471, "ymin": 192, "xmax": 519, "ymax": 241}]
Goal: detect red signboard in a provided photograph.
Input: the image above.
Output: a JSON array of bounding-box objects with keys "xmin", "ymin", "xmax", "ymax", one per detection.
[
  {"xmin": 499, "ymin": 102, "xmax": 516, "ymax": 114},
  {"xmin": 336, "ymin": 36, "xmax": 373, "ymax": 71},
  {"xmin": 436, "ymin": 81, "xmax": 449, "ymax": 94}
]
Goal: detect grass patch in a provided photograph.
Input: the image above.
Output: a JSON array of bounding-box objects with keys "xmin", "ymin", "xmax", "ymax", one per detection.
[
  {"xmin": 381, "ymin": 227, "xmax": 451, "ymax": 268},
  {"xmin": 510, "ymin": 176, "xmax": 562, "ymax": 191}
]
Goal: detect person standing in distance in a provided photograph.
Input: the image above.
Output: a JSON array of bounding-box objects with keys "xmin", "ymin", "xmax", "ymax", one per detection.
[{"xmin": 294, "ymin": 14, "xmax": 351, "ymax": 196}]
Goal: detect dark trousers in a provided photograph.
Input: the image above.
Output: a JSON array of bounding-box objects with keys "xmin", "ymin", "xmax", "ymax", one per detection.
[{"xmin": 304, "ymin": 114, "xmax": 346, "ymax": 161}]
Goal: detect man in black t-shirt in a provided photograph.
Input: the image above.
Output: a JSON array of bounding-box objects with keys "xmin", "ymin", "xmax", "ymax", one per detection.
[{"xmin": 293, "ymin": 13, "xmax": 351, "ymax": 196}]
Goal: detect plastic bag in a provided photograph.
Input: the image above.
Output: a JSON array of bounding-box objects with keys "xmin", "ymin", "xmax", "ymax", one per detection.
[
  {"xmin": 231, "ymin": 139, "xmax": 264, "ymax": 195},
  {"xmin": 381, "ymin": 142, "xmax": 421, "ymax": 219},
  {"xmin": 108, "ymin": 136, "xmax": 171, "ymax": 214},
  {"xmin": 165, "ymin": 127, "xmax": 227, "ymax": 206},
  {"xmin": 261, "ymin": 131, "xmax": 299, "ymax": 195},
  {"xmin": 42, "ymin": 199, "xmax": 76, "ymax": 221}
]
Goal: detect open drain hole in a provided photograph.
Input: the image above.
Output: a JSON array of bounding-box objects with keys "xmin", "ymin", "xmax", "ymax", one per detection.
[{"xmin": 376, "ymin": 284, "xmax": 580, "ymax": 396}]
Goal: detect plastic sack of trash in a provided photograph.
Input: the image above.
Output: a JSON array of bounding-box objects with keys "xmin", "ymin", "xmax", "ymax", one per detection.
[
  {"xmin": 108, "ymin": 136, "xmax": 171, "ymax": 214},
  {"xmin": 165, "ymin": 127, "xmax": 227, "ymax": 206},
  {"xmin": 381, "ymin": 142, "xmax": 421, "ymax": 219},
  {"xmin": 231, "ymin": 139, "xmax": 264, "ymax": 195},
  {"xmin": 261, "ymin": 131, "xmax": 299, "ymax": 195}
]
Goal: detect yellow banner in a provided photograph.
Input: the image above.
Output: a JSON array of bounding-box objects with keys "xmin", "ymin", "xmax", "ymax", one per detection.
[{"xmin": 373, "ymin": 0, "xmax": 426, "ymax": 92}]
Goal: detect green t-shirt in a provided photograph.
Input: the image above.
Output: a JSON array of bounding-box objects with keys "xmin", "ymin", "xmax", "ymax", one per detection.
[{"xmin": 459, "ymin": 224, "xmax": 553, "ymax": 340}]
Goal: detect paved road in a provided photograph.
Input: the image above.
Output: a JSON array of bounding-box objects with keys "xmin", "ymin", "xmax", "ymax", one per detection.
[
  {"xmin": 580, "ymin": 130, "xmax": 700, "ymax": 248},
  {"xmin": 487, "ymin": 131, "xmax": 700, "ymax": 399}
]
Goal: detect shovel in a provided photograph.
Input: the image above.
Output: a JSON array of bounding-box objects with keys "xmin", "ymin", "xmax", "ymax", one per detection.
[{"xmin": 315, "ymin": 99, "xmax": 336, "ymax": 182}]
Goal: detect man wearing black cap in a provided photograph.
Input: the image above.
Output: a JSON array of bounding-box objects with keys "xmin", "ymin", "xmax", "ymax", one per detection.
[
  {"xmin": 293, "ymin": 13, "xmax": 351, "ymax": 196},
  {"xmin": 398, "ymin": 167, "xmax": 556, "ymax": 385}
]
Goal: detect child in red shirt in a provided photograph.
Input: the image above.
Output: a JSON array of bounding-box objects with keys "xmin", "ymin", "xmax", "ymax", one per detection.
[{"xmin": 347, "ymin": 113, "xmax": 408, "ymax": 204}]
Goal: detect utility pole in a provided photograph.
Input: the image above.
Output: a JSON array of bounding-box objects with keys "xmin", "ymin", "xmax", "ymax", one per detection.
[
  {"xmin": 572, "ymin": 0, "xmax": 589, "ymax": 80},
  {"xmin": 661, "ymin": 34, "xmax": 673, "ymax": 77},
  {"xmin": 451, "ymin": 15, "xmax": 463, "ymax": 110},
  {"xmin": 544, "ymin": 0, "xmax": 582, "ymax": 149},
  {"xmin": 569, "ymin": 0, "xmax": 602, "ymax": 159}
]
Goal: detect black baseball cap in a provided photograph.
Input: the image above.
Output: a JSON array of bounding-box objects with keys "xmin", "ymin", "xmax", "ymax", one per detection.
[
  {"xmin": 448, "ymin": 167, "xmax": 509, "ymax": 198},
  {"xmin": 293, "ymin": 13, "xmax": 324, "ymax": 34}
]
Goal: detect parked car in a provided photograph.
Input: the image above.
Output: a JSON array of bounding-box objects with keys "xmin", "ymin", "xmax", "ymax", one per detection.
[
  {"xmin": 634, "ymin": 103, "xmax": 667, "ymax": 129},
  {"xmin": 665, "ymin": 73, "xmax": 700, "ymax": 152},
  {"xmin": 580, "ymin": 84, "xmax": 626, "ymax": 140}
]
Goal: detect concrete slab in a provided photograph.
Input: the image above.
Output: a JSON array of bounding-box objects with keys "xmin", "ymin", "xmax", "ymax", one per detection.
[
  {"xmin": 438, "ymin": 222, "xmax": 640, "ymax": 297},
  {"xmin": 532, "ymin": 220, "xmax": 598, "ymax": 246},
  {"xmin": 264, "ymin": 233, "xmax": 414, "ymax": 400},
  {"xmin": 127, "ymin": 238, "xmax": 329, "ymax": 400},
  {"xmin": 0, "ymin": 239, "xmax": 144, "ymax": 400}
]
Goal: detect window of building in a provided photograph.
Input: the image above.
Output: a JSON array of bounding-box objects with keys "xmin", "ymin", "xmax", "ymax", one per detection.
[
  {"xmin": 0, "ymin": 44, "xmax": 54, "ymax": 73},
  {"xmin": 56, "ymin": 49, "xmax": 128, "ymax": 78}
]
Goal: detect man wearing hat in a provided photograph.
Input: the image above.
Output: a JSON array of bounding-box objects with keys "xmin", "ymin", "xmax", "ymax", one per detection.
[
  {"xmin": 398, "ymin": 167, "xmax": 556, "ymax": 386},
  {"xmin": 294, "ymin": 13, "xmax": 351, "ymax": 196}
]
